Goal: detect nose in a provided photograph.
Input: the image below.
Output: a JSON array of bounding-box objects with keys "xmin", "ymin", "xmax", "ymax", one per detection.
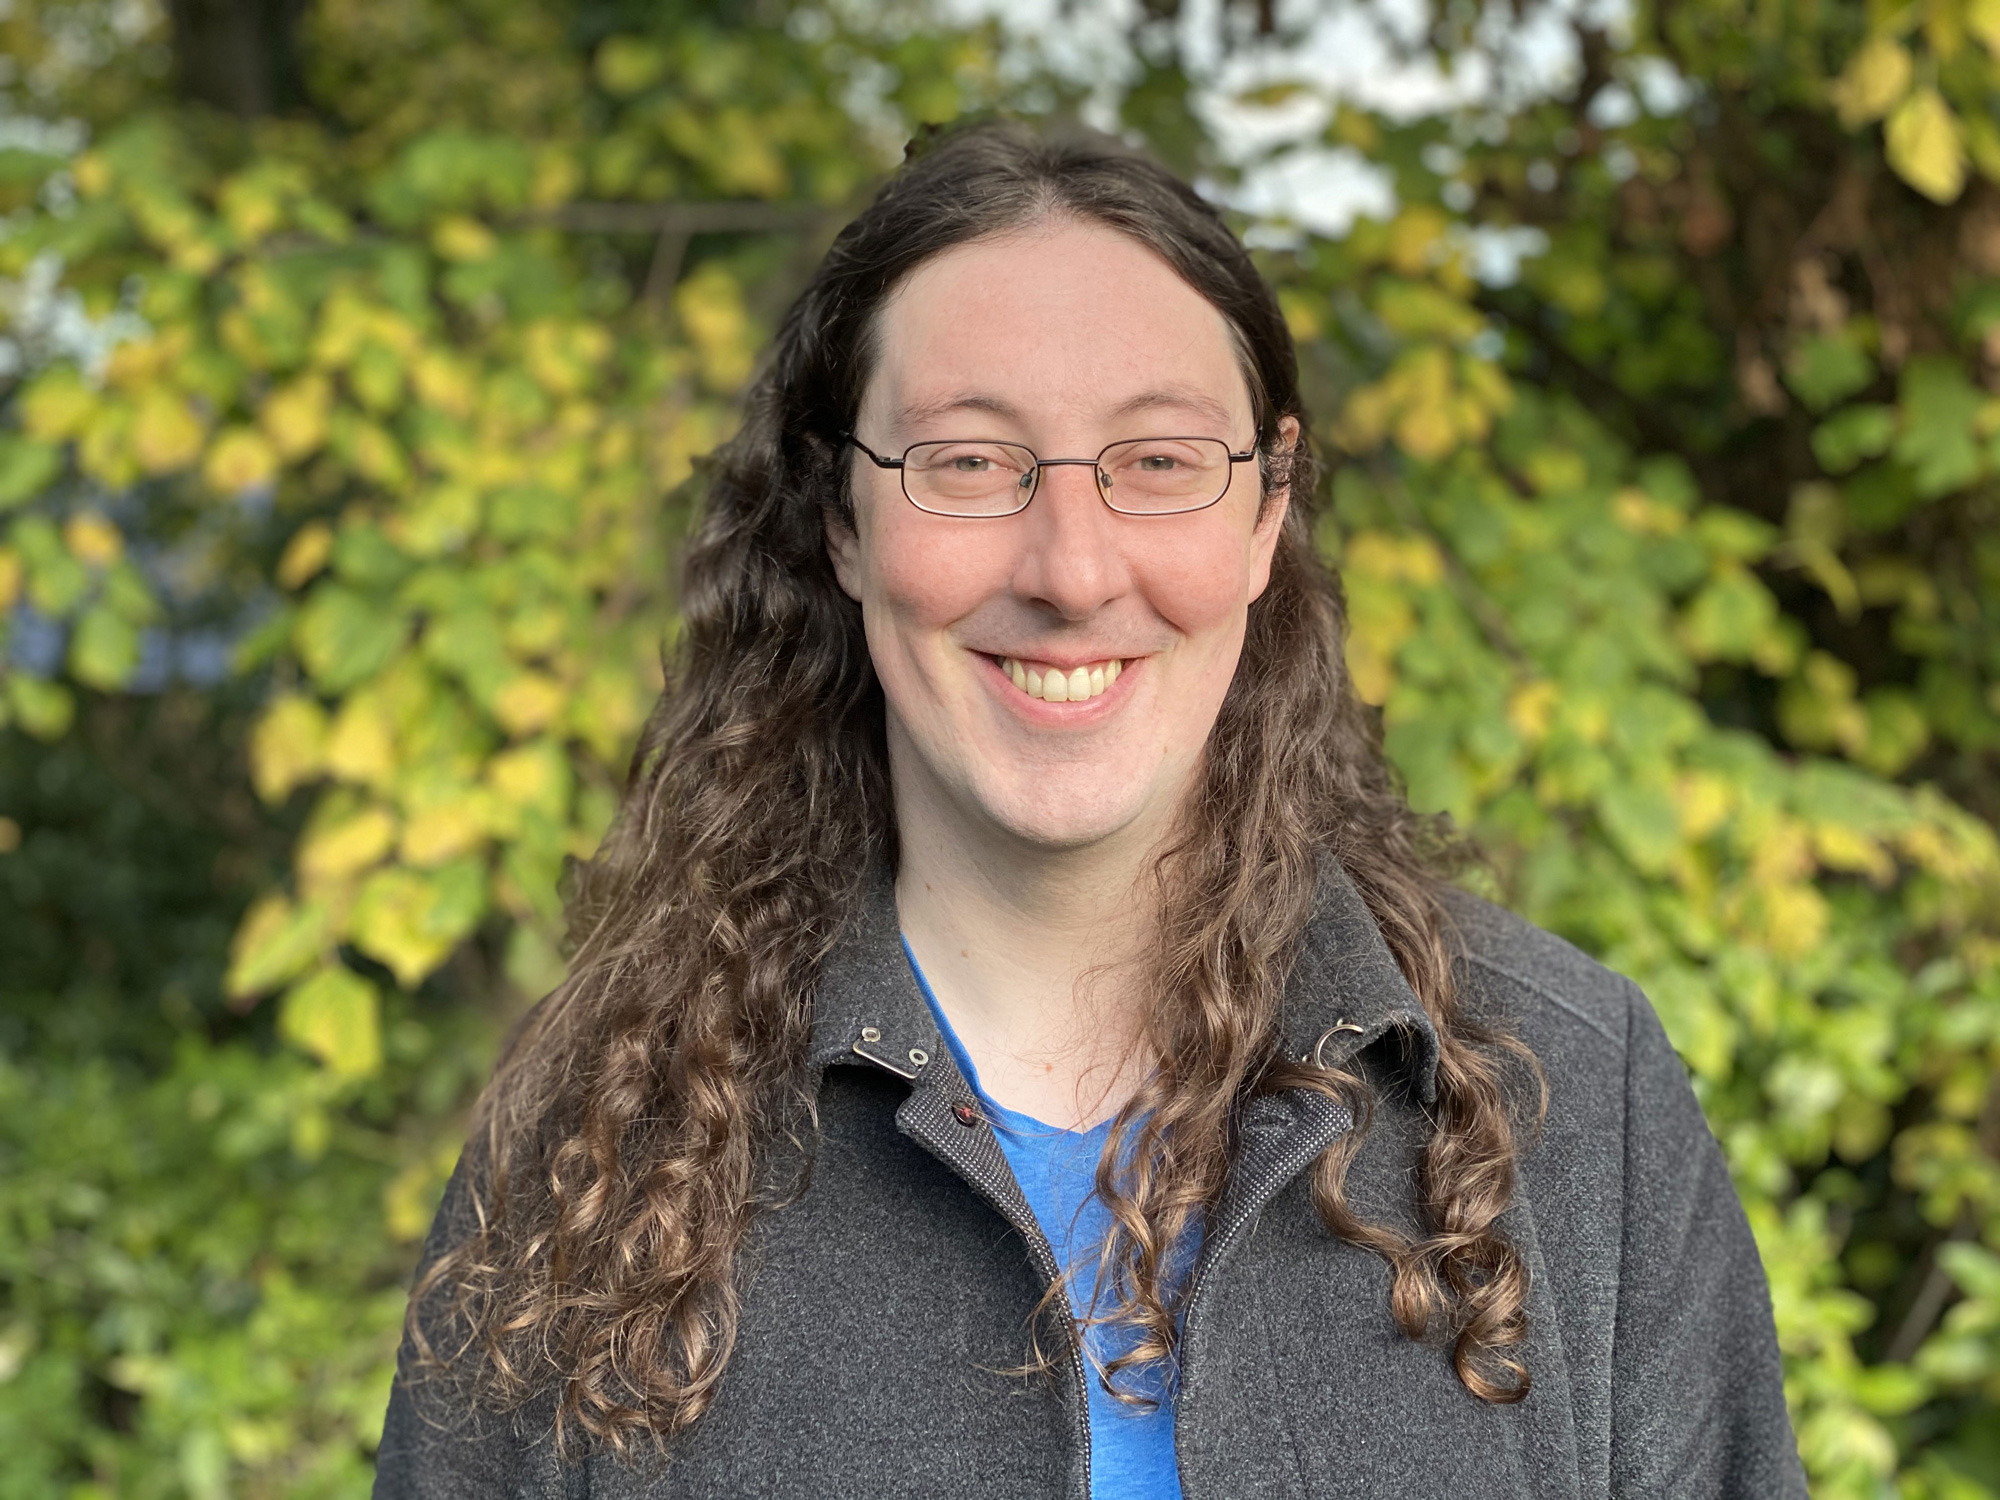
[{"xmin": 1008, "ymin": 462, "xmax": 1131, "ymax": 620}]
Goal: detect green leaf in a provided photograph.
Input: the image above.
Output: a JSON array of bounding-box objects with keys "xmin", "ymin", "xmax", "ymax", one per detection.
[
  {"xmin": 1681, "ymin": 566, "xmax": 1779, "ymax": 662},
  {"xmin": 1894, "ymin": 357, "xmax": 1986, "ymax": 497},
  {"xmin": 225, "ymin": 895, "xmax": 331, "ymax": 998},
  {"xmin": 1784, "ymin": 334, "xmax": 1875, "ymax": 412},
  {"xmin": 67, "ymin": 606, "xmax": 141, "ymax": 690},
  {"xmin": 1812, "ymin": 406, "xmax": 1897, "ymax": 474},
  {"xmin": 349, "ymin": 859, "xmax": 488, "ymax": 988},
  {"xmin": 0, "ymin": 438, "xmax": 64, "ymax": 509},
  {"xmin": 1596, "ymin": 777, "xmax": 1682, "ymax": 872},
  {"xmin": 277, "ymin": 966, "xmax": 383, "ymax": 1078},
  {"xmin": 12, "ymin": 514, "xmax": 88, "ymax": 615},
  {"xmin": 293, "ymin": 584, "xmax": 409, "ymax": 691},
  {"xmin": 3, "ymin": 673, "xmax": 74, "ymax": 738},
  {"xmin": 1937, "ymin": 1242, "xmax": 2000, "ymax": 1302}
]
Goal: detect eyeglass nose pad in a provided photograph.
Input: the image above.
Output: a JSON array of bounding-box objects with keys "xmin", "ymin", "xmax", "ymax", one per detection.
[
  {"xmin": 1017, "ymin": 470, "xmax": 1034, "ymax": 490},
  {"xmin": 1098, "ymin": 468, "xmax": 1112, "ymax": 489}
]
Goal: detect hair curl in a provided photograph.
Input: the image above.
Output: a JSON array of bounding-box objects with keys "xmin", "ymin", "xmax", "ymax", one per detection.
[{"xmin": 410, "ymin": 119, "xmax": 1544, "ymax": 1454}]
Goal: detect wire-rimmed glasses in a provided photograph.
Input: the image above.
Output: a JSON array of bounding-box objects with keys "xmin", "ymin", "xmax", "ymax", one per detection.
[{"xmin": 847, "ymin": 435, "xmax": 1258, "ymax": 517}]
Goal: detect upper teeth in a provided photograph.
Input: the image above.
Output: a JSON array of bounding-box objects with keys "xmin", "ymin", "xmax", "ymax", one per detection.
[{"xmin": 999, "ymin": 656, "xmax": 1122, "ymax": 703}]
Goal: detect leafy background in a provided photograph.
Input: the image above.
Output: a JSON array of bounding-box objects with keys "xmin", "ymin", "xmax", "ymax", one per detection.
[{"xmin": 1, "ymin": 0, "xmax": 1998, "ymax": 1494}]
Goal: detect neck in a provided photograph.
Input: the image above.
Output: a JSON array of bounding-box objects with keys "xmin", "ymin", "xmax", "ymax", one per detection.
[{"xmin": 891, "ymin": 746, "xmax": 1175, "ymax": 1131}]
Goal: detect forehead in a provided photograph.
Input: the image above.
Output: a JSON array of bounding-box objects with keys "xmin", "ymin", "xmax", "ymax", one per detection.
[{"xmin": 864, "ymin": 220, "xmax": 1252, "ymax": 438}]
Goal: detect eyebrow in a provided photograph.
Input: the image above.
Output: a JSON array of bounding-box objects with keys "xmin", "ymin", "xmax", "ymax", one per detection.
[
  {"xmin": 890, "ymin": 385, "xmax": 1239, "ymax": 436},
  {"xmin": 1107, "ymin": 385, "xmax": 1238, "ymax": 431}
]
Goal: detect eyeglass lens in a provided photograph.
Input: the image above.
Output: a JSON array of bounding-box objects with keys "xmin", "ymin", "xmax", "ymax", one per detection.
[{"xmin": 899, "ymin": 438, "xmax": 1236, "ymax": 516}]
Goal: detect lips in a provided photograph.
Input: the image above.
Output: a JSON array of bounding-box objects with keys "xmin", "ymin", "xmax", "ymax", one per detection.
[{"xmin": 995, "ymin": 655, "xmax": 1123, "ymax": 703}]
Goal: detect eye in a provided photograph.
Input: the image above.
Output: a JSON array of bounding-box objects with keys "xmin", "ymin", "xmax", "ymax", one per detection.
[{"xmin": 951, "ymin": 454, "xmax": 993, "ymax": 472}]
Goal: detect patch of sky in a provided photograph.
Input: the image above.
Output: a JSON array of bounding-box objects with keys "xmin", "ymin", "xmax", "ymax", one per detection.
[
  {"xmin": 0, "ymin": 113, "xmax": 85, "ymax": 155},
  {"xmin": 929, "ymin": 0, "xmax": 1638, "ymax": 253},
  {"xmin": 0, "ymin": 251, "xmax": 148, "ymax": 381},
  {"xmin": 1626, "ymin": 54, "xmax": 1694, "ymax": 115},
  {"xmin": 1587, "ymin": 81, "xmax": 1640, "ymax": 129},
  {"xmin": 8, "ymin": 605, "xmax": 64, "ymax": 677},
  {"xmin": 1455, "ymin": 224, "xmax": 1550, "ymax": 286},
  {"xmin": 1226, "ymin": 146, "xmax": 1396, "ymax": 245}
]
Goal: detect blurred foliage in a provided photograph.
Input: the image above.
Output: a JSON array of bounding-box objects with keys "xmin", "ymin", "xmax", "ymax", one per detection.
[{"xmin": 0, "ymin": 0, "xmax": 1997, "ymax": 1494}]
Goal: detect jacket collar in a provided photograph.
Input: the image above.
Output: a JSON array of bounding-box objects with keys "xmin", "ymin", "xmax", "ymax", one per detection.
[
  {"xmin": 1276, "ymin": 857, "xmax": 1440, "ymax": 1106},
  {"xmin": 808, "ymin": 857, "xmax": 1440, "ymax": 1107}
]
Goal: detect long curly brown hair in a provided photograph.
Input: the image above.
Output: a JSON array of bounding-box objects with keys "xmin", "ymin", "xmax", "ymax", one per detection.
[{"xmin": 409, "ymin": 119, "xmax": 1542, "ymax": 1454}]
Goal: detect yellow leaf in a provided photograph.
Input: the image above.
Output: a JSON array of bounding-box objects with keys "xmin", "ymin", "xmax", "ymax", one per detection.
[
  {"xmin": 203, "ymin": 427, "xmax": 279, "ymax": 495},
  {"xmin": 1812, "ymin": 822, "xmax": 1895, "ymax": 883},
  {"xmin": 493, "ymin": 672, "xmax": 567, "ymax": 736},
  {"xmin": 1969, "ymin": 0, "xmax": 2000, "ymax": 56},
  {"xmin": 298, "ymin": 804, "xmax": 396, "ymax": 882},
  {"xmin": 62, "ymin": 512, "xmax": 123, "ymax": 568},
  {"xmin": 279, "ymin": 966, "xmax": 382, "ymax": 1078},
  {"xmin": 0, "ymin": 549, "xmax": 20, "ymax": 611},
  {"xmin": 311, "ymin": 292, "xmax": 373, "ymax": 369},
  {"xmin": 1387, "ymin": 206, "xmax": 1450, "ymax": 276},
  {"xmin": 1673, "ymin": 773, "xmax": 1735, "ymax": 841},
  {"xmin": 1506, "ymin": 680, "xmax": 1559, "ymax": 743},
  {"xmin": 276, "ymin": 521, "xmax": 335, "ymax": 590},
  {"xmin": 1756, "ymin": 882, "xmax": 1829, "ymax": 958},
  {"xmin": 262, "ymin": 373, "xmax": 332, "ymax": 460},
  {"xmin": 218, "ymin": 174, "xmax": 285, "ymax": 242},
  {"xmin": 103, "ymin": 332, "xmax": 184, "ymax": 390},
  {"xmin": 72, "ymin": 151, "xmax": 111, "ymax": 197},
  {"xmin": 131, "ymin": 389, "xmax": 206, "ymax": 475},
  {"xmin": 530, "ymin": 145, "xmax": 583, "ymax": 209},
  {"xmin": 1886, "ymin": 88, "xmax": 1967, "ymax": 204},
  {"xmin": 1344, "ymin": 633, "xmax": 1396, "ymax": 706},
  {"xmin": 349, "ymin": 864, "xmax": 487, "ymax": 988},
  {"xmin": 1394, "ymin": 400, "xmax": 1459, "ymax": 462},
  {"xmin": 250, "ymin": 694, "xmax": 329, "ymax": 802},
  {"xmin": 22, "ymin": 369, "xmax": 97, "ymax": 442},
  {"xmin": 432, "ymin": 214, "xmax": 498, "ymax": 263},
  {"xmin": 383, "ymin": 1148, "xmax": 457, "ymax": 1242},
  {"xmin": 1278, "ymin": 289, "xmax": 1323, "ymax": 343},
  {"xmin": 487, "ymin": 739, "xmax": 568, "ymax": 814},
  {"xmin": 1343, "ymin": 530, "xmax": 1444, "ymax": 585},
  {"xmin": 325, "ymin": 693, "xmax": 398, "ymax": 785},
  {"xmin": 225, "ymin": 893, "xmax": 329, "ymax": 999},
  {"xmin": 412, "ymin": 351, "xmax": 479, "ymax": 419},
  {"xmin": 595, "ymin": 35, "xmax": 669, "ymax": 95},
  {"xmin": 675, "ymin": 264, "xmax": 754, "ymax": 391},
  {"xmin": 1613, "ymin": 486, "xmax": 1686, "ymax": 536},
  {"xmin": 1831, "ymin": 36, "xmax": 1912, "ymax": 128},
  {"xmin": 399, "ymin": 795, "xmax": 489, "ymax": 867}
]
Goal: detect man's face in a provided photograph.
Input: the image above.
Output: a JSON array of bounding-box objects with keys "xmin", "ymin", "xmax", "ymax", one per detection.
[{"xmin": 828, "ymin": 220, "xmax": 1291, "ymax": 857}]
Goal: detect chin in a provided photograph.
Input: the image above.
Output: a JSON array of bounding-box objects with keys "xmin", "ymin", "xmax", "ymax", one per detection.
[{"xmin": 962, "ymin": 766, "xmax": 1156, "ymax": 852}]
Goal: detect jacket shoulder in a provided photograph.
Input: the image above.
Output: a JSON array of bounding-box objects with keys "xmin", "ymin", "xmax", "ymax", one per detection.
[{"xmin": 1436, "ymin": 885, "xmax": 1636, "ymax": 1060}]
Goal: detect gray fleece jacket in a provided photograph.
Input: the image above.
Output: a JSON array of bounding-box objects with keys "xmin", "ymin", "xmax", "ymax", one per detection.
[{"xmin": 373, "ymin": 862, "xmax": 1810, "ymax": 1499}]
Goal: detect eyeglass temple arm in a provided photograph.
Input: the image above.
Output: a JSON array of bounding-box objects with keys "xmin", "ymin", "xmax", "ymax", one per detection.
[{"xmin": 845, "ymin": 435, "xmax": 903, "ymax": 470}]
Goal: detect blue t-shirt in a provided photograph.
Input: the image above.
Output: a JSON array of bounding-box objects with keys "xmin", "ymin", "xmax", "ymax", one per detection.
[{"xmin": 903, "ymin": 940, "xmax": 1185, "ymax": 1500}]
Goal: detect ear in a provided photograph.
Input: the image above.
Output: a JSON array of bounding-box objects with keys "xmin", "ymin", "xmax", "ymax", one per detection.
[
  {"xmin": 1246, "ymin": 415, "xmax": 1300, "ymax": 603},
  {"xmin": 825, "ymin": 511, "xmax": 865, "ymax": 602}
]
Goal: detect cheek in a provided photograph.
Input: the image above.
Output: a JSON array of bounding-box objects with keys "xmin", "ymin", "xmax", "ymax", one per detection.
[
  {"xmin": 865, "ymin": 511, "xmax": 999, "ymax": 634},
  {"xmin": 1136, "ymin": 522, "xmax": 1259, "ymax": 638}
]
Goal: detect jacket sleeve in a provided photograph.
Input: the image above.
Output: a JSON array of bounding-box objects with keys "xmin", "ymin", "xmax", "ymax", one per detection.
[
  {"xmin": 371, "ymin": 1150, "xmax": 563, "ymax": 1500},
  {"xmin": 1609, "ymin": 983, "xmax": 1810, "ymax": 1498}
]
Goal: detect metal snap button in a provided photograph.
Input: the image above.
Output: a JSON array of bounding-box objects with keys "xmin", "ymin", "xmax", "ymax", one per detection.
[
  {"xmin": 908, "ymin": 1047, "xmax": 930, "ymax": 1068},
  {"xmin": 860, "ymin": 1026, "xmax": 881, "ymax": 1043},
  {"xmin": 952, "ymin": 1102, "xmax": 978, "ymax": 1127}
]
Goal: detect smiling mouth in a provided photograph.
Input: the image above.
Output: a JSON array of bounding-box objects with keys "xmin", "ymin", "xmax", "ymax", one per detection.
[{"xmin": 995, "ymin": 655, "xmax": 1124, "ymax": 703}]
